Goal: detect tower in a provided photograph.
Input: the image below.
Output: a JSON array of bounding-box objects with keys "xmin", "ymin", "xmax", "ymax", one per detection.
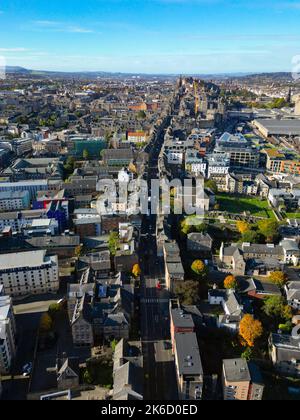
[
  {"xmin": 295, "ymin": 95, "xmax": 300, "ymax": 115},
  {"xmin": 194, "ymin": 80, "xmax": 200, "ymax": 116}
]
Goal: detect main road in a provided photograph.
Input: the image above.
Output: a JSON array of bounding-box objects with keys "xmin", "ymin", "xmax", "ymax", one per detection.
[{"xmin": 139, "ymin": 93, "xmax": 181, "ymax": 400}]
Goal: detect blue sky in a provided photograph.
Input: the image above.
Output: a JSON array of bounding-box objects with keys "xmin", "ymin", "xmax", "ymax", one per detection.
[{"xmin": 0, "ymin": 0, "xmax": 300, "ymax": 73}]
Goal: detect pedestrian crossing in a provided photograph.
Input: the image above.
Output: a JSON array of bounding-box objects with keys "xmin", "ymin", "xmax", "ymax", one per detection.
[{"xmin": 141, "ymin": 298, "xmax": 169, "ymax": 304}]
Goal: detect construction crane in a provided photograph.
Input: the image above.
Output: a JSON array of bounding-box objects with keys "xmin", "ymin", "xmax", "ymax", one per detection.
[{"xmin": 194, "ymin": 80, "xmax": 200, "ymax": 116}]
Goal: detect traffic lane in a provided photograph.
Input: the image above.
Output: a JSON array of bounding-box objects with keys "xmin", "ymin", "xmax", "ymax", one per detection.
[{"xmin": 3, "ymin": 312, "xmax": 40, "ymax": 400}]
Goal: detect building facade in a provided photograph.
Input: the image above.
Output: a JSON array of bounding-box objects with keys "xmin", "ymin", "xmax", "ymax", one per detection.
[{"xmin": 0, "ymin": 250, "xmax": 59, "ymax": 298}]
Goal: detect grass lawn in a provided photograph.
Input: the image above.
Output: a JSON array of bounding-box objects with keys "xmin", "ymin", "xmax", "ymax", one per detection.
[
  {"xmin": 285, "ymin": 213, "xmax": 300, "ymax": 220},
  {"xmin": 216, "ymin": 193, "xmax": 275, "ymax": 219}
]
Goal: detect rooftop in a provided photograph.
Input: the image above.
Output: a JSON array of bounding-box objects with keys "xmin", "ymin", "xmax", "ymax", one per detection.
[
  {"xmin": 255, "ymin": 119, "xmax": 300, "ymax": 136},
  {"xmin": 0, "ymin": 250, "xmax": 49, "ymax": 270},
  {"xmin": 174, "ymin": 332, "xmax": 203, "ymax": 376},
  {"xmin": 223, "ymin": 358, "xmax": 251, "ymax": 382},
  {"xmin": 171, "ymin": 308, "xmax": 195, "ymax": 329}
]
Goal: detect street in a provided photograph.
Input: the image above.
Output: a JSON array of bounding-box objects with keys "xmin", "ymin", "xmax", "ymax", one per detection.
[{"xmin": 139, "ymin": 107, "xmax": 179, "ymax": 400}]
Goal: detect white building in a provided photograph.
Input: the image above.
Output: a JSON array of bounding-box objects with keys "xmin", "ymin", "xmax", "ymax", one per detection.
[
  {"xmin": 207, "ymin": 153, "xmax": 230, "ymax": 178},
  {"xmin": 127, "ymin": 131, "xmax": 147, "ymax": 143},
  {"xmin": 280, "ymin": 239, "xmax": 300, "ymax": 266},
  {"xmin": 0, "ymin": 286, "xmax": 17, "ymax": 374},
  {"xmin": 285, "ymin": 282, "xmax": 300, "ymax": 310},
  {"xmin": 0, "ymin": 191, "xmax": 30, "ymax": 212},
  {"xmin": 0, "ymin": 250, "xmax": 59, "ymax": 298},
  {"xmin": 23, "ymin": 218, "xmax": 59, "ymax": 237},
  {"xmin": 185, "ymin": 150, "xmax": 207, "ymax": 177},
  {"xmin": 0, "ymin": 209, "xmax": 48, "ymax": 233},
  {"xmin": 167, "ymin": 150, "xmax": 184, "ymax": 165}
]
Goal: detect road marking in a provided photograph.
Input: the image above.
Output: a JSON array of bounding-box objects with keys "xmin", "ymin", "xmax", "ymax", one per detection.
[{"xmin": 141, "ymin": 298, "xmax": 169, "ymax": 304}]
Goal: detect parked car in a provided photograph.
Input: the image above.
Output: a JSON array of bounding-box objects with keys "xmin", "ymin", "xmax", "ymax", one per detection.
[{"xmin": 22, "ymin": 362, "xmax": 32, "ymax": 377}]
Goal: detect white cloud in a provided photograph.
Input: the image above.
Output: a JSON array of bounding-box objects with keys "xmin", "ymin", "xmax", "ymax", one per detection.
[
  {"xmin": 0, "ymin": 48, "xmax": 29, "ymax": 52},
  {"xmin": 32, "ymin": 20, "xmax": 94, "ymax": 34}
]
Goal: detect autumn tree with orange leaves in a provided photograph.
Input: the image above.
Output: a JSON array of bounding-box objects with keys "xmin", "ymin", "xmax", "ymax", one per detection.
[
  {"xmin": 269, "ymin": 271, "xmax": 288, "ymax": 288},
  {"xmin": 236, "ymin": 221, "xmax": 250, "ymax": 235},
  {"xmin": 239, "ymin": 314, "xmax": 263, "ymax": 348},
  {"xmin": 224, "ymin": 275, "xmax": 238, "ymax": 290},
  {"xmin": 132, "ymin": 263, "xmax": 141, "ymax": 278}
]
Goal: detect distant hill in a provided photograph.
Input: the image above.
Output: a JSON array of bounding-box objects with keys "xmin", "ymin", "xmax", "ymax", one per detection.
[
  {"xmin": 5, "ymin": 66, "xmax": 31, "ymax": 74},
  {"xmin": 234, "ymin": 72, "xmax": 293, "ymax": 81},
  {"xmin": 3, "ymin": 66, "xmax": 293, "ymax": 81}
]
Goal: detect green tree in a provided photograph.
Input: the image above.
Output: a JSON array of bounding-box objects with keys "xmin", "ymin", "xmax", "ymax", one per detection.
[
  {"xmin": 64, "ymin": 156, "xmax": 75, "ymax": 178},
  {"xmin": 48, "ymin": 303, "xmax": 61, "ymax": 319},
  {"xmin": 241, "ymin": 347, "xmax": 253, "ymax": 362},
  {"xmin": 175, "ymin": 281, "xmax": 199, "ymax": 305},
  {"xmin": 111, "ymin": 339, "xmax": 118, "ymax": 352},
  {"xmin": 257, "ymin": 220, "xmax": 279, "ymax": 242},
  {"xmin": 180, "ymin": 217, "xmax": 208, "ymax": 236},
  {"xmin": 241, "ymin": 230, "xmax": 262, "ymax": 243},
  {"xmin": 108, "ymin": 232, "xmax": 119, "ymax": 256},
  {"xmin": 137, "ymin": 110, "xmax": 146, "ymax": 120},
  {"xmin": 278, "ymin": 321, "xmax": 293, "ymax": 334},
  {"xmin": 263, "ymin": 296, "xmax": 292, "ymax": 320},
  {"xmin": 83, "ymin": 369, "xmax": 93, "ymax": 385},
  {"xmin": 205, "ymin": 180, "xmax": 218, "ymax": 194},
  {"xmin": 83, "ymin": 149, "xmax": 89, "ymax": 160}
]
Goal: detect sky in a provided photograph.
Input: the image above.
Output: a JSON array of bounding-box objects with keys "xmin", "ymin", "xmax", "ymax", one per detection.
[{"xmin": 0, "ymin": 0, "xmax": 300, "ymax": 74}]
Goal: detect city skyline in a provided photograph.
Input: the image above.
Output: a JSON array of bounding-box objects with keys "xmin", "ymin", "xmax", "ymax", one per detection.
[{"xmin": 1, "ymin": 0, "xmax": 300, "ymax": 74}]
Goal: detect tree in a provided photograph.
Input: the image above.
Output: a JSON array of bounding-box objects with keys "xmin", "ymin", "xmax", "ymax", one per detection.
[
  {"xmin": 74, "ymin": 244, "xmax": 83, "ymax": 258},
  {"xmin": 137, "ymin": 110, "xmax": 146, "ymax": 120},
  {"xmin": 224, "ymin": 275, "xmax": 238, "ymax": 290},
  {"xmin": 269, "ymin": 271, "xmax": 288, "ymax": 288},
  {"xmin": 241, "ymin": 230, "xmax": 262, "ymax": 243},
  {"xmin": 40, "ymin": 313, "xmax": 53, "ymax": 333},
  {"xmin": 236, "ymin": 221, "xmax": 250, "ymax": 235},
  {"xmin": 239, "ymin": 314, "xmax": 263, "ymax": 348},
  {"xmin": 132, "ymin": 263, "xmax": 141, "ymax": 278},
  {"xmin": 64, "ymin": 156, "xmax": 75, "ymax": 178},
  {"xmin": 257, "ymin": 220, "xmax": 279, "ymax": 242},
  {"xmin": 128, "ymin": 162, "xmax": 137, "ymax": 174},
  {"xmin": 180, "ymin": 217, "xmax": 208, "ymax": 236},
  {"xmin": 83, "ymin": 369, "xmax": 93, "ymax": 385},
  {"xmin": 104, "ymin": 131, "xmax": 113, "ymax": 142},
  {"xmin": 175, "ymin": 281, "xmax": 199, "ymax": 305},
  {"xmin": 205, "ymin": 180, "xmax": 218, "ymax": 194},
  {"xmin": 48, "ymin": 303, "xmax": 61, "ymax": 319},
  {"xmin": 278, "ymin": 321, "xmax": 293, "ymax": 334},
  {"xmin": 263, "ymin": 296, "xmax": 292, "ymax": 320},
  {"xmin": 195, "ymin": 223, "xmax": 209, "ymax": 234},
  {"xmin": 108, "ymin": 232, "xmax": 119, "ymax": 256},
  {"xmin": 83, "ymin": 149, "xmax": 89, "ymax": 160},
  {"xmin": 111, "ymin": 339, "xmax": 118, "ymax": 352},
  {"xmin": 241, "ymin": 347, "xmax": 253, "ymax": 362},
  {"xmin": 191, "ymin": 260, "xmax": 208, "ymax": 281}
]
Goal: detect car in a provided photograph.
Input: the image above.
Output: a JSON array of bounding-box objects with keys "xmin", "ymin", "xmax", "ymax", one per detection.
[{"xmin": 22, "ymin": 362, "xmax": 33, "ymax": 377}]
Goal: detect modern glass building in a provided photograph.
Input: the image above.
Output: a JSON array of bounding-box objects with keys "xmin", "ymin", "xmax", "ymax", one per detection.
[{"xmin": 71, "ymin": 138, "xmax": 107, "ymax": 158}]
